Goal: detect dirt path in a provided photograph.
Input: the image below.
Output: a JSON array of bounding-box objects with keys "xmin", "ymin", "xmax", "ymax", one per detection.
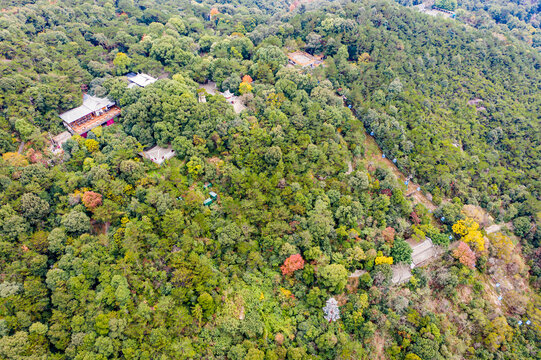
[
  {"xmin": 363, "ymin": 134, "xmax": 437, "ymax": 211},
  {"xmin": 199, "ymin": 81, "xmax": 245, "ymax": 114},
  {"xmin": 371, "ymin": 332, "xmax": 387, "ymax": 360},
  {"xmin": 345, "ymin": 160, "xmax": 353, "ymax": 175},
  {"xmin": 200, "ymin": 81, "xmax": 217, "ymax": 95},
  {"xmin": 18, "ymin": 141, "xmax": 24, "ymax": 154},
  {"xmin": 485, "ymin": 224, "xmax": 502, "ymax": 234},
  {"xmin": 341, "ymin": 94, "xmax": 437, "ymax": 211}
]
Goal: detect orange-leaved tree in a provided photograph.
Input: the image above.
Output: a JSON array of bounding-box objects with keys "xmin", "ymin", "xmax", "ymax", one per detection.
[
  {"xmin": 281, "ymin": 254, "xmax": 305, "ymax": 275},
  {"xmin": 82, "ymin": 191, "xmax": 103, "ymax": 210}
]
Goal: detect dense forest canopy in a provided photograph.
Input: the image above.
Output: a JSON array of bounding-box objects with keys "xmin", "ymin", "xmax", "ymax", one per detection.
[{"xmin": 0, "ymin": 0, "xmax": 540, "ymax": 359}]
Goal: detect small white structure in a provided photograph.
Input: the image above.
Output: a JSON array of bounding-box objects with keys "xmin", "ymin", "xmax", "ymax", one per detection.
[
  {"xmin": 323, "ymin": 297, "xmax": 340, "ymax": 322},
  {"xmin": 127, "ymin": 73, "xmax": 157, "ymax": 88},
  {"xmin": 140, "ymin": 145, "xmax": 175, "ymax": 165},
  {"xmin": 222, "ymin": 90, "xmax": 234, "ymax": 100},
  {"xmin": 219, "ymin": 90, "xmax": 246, "ymax": 113}
]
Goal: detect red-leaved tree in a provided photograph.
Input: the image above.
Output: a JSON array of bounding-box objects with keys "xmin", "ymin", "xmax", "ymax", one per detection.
[
  {"xmin": 410, "ymin": 211, "xmax": 421, "ymax": 225},
  {"xmin": 82, "ymin": 191, "xmax": 102, "ymax": 210},
  {"xmin": 281, "ymin": 254, "xmax": 305, "ymax": 275},
  {"xmin": 380, "ymin": 188, "xmax": 392, "ymax": 197},
  {"xmin": 382, "ymin": 227, "xmax": 396, "ymax": 244},
  {"xmin": 453, "ymin": 241, "xmax": 476, "ymax": 269}
]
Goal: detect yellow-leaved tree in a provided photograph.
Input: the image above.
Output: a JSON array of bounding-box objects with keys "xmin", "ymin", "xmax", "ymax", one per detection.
[
  {"xmin": 239, "ymin": 81, "xmax": 253, "ymax": 95},
  {"xmin": 375, "ymin": 256, "xmax": 393, "ymax": 265},
  {"xmin": 488, "ymin": 232, "xmax": 515, "ymax": 263},
  {"xmin": 452, "ymin": 218, "xmax": 485, "ymax": 251},
  {"xmin": 84, "ymin": 139, "xmax": 99, "ymax": 153}
]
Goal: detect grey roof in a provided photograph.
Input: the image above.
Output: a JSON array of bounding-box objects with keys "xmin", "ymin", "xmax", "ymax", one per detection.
[
  {"xmin": 127, "ymin": 73, "xmax": 157, "ymax": 88},
  {"xmin": 59, "ymin": 94, "xmax": 115, "ymax": 124}
]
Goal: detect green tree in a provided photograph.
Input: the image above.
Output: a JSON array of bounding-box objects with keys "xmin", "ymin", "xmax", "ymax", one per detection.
[
  {"xmin": 391, "ymin": 238, "xmax": 412, "ymax": 264},
  {"xmin": 264, "ymin": 146, "xmax": 282, "ymax": 166},
  {"xmin": 319, "ymin": 264, "xmax": 348, "ymax": 293},
  {"xmin": 61, "ymin": 210, "xmax": 90, "ymax": 235},
  {"xmin": 513, "ymin": 216, "xmax": 531, "ymax": 237},
  {"xmin": 20, "ymin": 193, "xmax": 49, "ymax": 223},
  {"xmin": 113, "ymin": 52, "xmax": 132, "ymax": 75},
  {"xmin": 198, "ymin": 292, "xmax": 215, "ymax": 318},
  {"xmin": 14, "ymin": 119, "xmax": 36, "ymax": 141}
]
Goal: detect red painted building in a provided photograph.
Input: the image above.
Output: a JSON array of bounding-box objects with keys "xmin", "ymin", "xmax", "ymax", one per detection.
[{"xmin": 59, "ymin": 94, "xmax": 121, "ymax": 136}]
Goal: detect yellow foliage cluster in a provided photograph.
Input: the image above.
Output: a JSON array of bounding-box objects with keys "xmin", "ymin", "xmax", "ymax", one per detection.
[
  {"xmin": 453, "ymin": 218, "xmax": 485, "ymax": 251},
  {"xmin": 463, "ymin": 230, "xmax": 485, "ymax": 252},
  {"xmin": 358, "ymin": 52, "xmax": 371, "ymax": 64},
  {"xmin": 105, "ymin": 189, "xmax": 123, "ymax": 204},
  {"xmin": 193, "ymin": 135, "xmax": 205, "ymax": 146},
  {"xmin": 410, "ymin": 225, "xmax": 426, "ymax": 242},
  {"xmin": 279, "ymin": 287, "xmax": 292, "ymax": 298},
  {"xmin": 2, "ymin": 152, "xmax": 29, "ymax": 167},
  {"xmin": 73, "ymin": 187, "xmax": 90, "ymax": 196},
  {"xmin": 113, "ymin": 217, "xmax": 131, "ymax": 244},
  {"xmin": 488, "ymin": 232, "xmax": 514, "ymax": 262},
  {"xmin": 452, "ymin": 217, "xmax": 478, "ymax": 236},
  {"xmin": 375, "ymin": 256, "xmax": 393, "ymax": 265},
  {"xmin": 266, "ymin": 92, "xmax": 285, "ymax": 108},
  {"xmin": 73, "ymin": 134, "xmax": 85, "ymax": 145},
  {"xmin": 239, "ymin": 81, "xmax": 253, "ymax": 95},
  {"xmin": 123, "ymin": 184, "xmax": 135, "ymax": 196},
  {"xmin": 84, "ymin": 139, "xmax": 99, "ymax": 153},
  {"xmin": 92, "ymin": 126, "xmax": 103, "ymax": 137},
  {"xmin": 483, "ymin": 316, "xmax": 513, "ymax": 351}
]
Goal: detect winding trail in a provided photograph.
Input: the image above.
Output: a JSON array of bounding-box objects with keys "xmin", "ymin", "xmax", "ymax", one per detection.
[
  {"xmin": 341, "ymin": 95, "xmax": 437, "ymax": 211},
  {"xmin": 362, "ymin": 134, "xmax": 437, "ymax": 211},
  {"xmin": 345, "ymin": 160, "xmax": 353, "ymax": 175}
]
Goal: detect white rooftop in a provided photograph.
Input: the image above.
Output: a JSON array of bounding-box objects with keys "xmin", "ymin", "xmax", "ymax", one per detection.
[
  {"xmin": 59, "ymin": 94, "xmax": 114, "ymax": 124},
  {"xmin": 127, "ymin": 73, "xmax": 157, "ymax": 88},
  {"xmin": 140, "ymin": 145, "xmax": 175, "ymax": 165}
]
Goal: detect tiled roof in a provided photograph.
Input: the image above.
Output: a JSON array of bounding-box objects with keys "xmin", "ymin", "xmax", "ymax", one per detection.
[
  {"xmin": 126, "ymin": 73, "xmax": 157, "ymax": 88},
  {"xmin": 59, "ymin": 94, "xmax": 115, "ymax": 124}
]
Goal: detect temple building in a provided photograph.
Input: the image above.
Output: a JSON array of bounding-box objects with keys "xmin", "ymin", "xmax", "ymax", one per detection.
[
  {"xmin": 59, "ymin": 94, "xmax": 121, "ymax": 136},
  {"xmin": 127, "ymin": 73, "xmax": 157, "ymax": 88}
]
